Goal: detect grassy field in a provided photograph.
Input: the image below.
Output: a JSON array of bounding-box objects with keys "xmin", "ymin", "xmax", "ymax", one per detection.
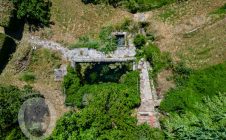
[
  {"xmin": 154, "ymin": 0, "xmax": 225, "ymax": 24},
  {"xmin": 145, "ymin": 0, "xmax": 226, "ymax": 69},
  {"xmin": 35, "ymin": 0, "xmax": 131, "ymax": 44}
]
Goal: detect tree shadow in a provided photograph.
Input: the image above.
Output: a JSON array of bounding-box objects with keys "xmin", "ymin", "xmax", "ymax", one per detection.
[
  {"xmin": 0, "ymin": 35, "xmax": 16, "ymax": 74},
  {"xmin": 81, "ymin": 62, "xmax": 132, "ymax": 84},
  {"xmin": 4, "ymin": 16, "xmax": 25, "ymax": 41}
]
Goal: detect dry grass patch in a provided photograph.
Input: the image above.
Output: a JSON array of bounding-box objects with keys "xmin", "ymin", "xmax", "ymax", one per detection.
[
  {"xmin": 0, "ymin": 41, "xmax": 69, "ymax": 118},
  {"xmin": 34, "ymin": 0, "xmax": 131, "ymax": 44}
]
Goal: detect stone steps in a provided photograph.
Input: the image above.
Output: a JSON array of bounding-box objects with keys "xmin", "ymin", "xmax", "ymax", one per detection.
[{"xmin": 137, "ymin": 59, "xmax": 160, "ymax": 128}]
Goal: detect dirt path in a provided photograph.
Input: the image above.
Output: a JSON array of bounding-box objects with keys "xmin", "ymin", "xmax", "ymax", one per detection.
[{"xmin": 33, "ymin": 83, "xmax": 69, "ymax": 119}]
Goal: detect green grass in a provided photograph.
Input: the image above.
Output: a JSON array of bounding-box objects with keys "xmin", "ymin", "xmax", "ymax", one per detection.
[
  {"xmin": 160, "ymin": 62, "xmax": 226, "ymax": 139},
  {"xmin": 159, "ymin": 8, "xmax": 176, "ymax": 22},
  {"xmin": 160, "ymin": 61, "xmax": 226, "ymax": 112},
  {"xmin": 20, "ymin": 72, "xmax": 36, "ymax": 83},
  {"xmin": 38, "ymin": 0, "xmax": 131, "ymax": 44},
  {"xmin": 211, "ymin": 3, "xmax": 226, "ymax": 15}
]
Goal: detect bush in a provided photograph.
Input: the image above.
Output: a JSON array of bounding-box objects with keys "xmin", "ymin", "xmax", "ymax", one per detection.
[
  {"xmin": 160, "ymin": 62, "xmax": 226, "ymax": 139},
  {"xmin": 144, "ymin": 44, "xmax": 171, "ymax": 75},
  {"xmin": 63, "ymin": 66, "xmax": 81, "ymax": 106},
  {"xmin": 133, "ymin": 34, "xmax": 146, "ymax": 49},
  {"xmin": 172, "ymin": 62, "xmax": 193, "ymax": 86},
  {"xmin": 12, "ymin": 0, "xmax": 52, "ymax": 27},
  {"xmin": 50, "ymin": 70, "xmax": 165, "ymax": 140},
  {"xmin": 0, "ymin": 85, "xmax": 39, "ymax": 139},
  {"xmin": 20, "ymin": 72, "xmax": 36, "ymax": 82},
  {"xmin": 69, "ymin": 36, "xmax": 99, "ymax": 49},
  {"xmin": 98, "ymin": 26, "xmax": 117, "ymax": 53},
  {"xmin": 161, "ymin": 62, "xmax": 226, "ymax": 113}
]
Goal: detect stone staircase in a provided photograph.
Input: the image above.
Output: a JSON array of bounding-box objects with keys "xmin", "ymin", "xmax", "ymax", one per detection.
[{"xmin": 137, "ymin": 59, "xmax": 160, "ymax": 128}]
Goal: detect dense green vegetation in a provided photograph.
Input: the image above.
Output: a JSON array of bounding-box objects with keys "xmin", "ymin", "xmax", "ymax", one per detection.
[
  {"xmin": 0, "ymin": 0, "xmax": 51, "ymax": 29},
  {"xmin": 70, "ymin": 26, "xmax": 117, "ymax": 53},
  {"xmin": 211, "ymin": 3, "xmax": 226, "ymax": 16},
  {"xmin": 82, "ymin": 0, "xmax": 177, "ymax": 13},
  {"xmin": 0, "ymin": 85, "xmax": 41, "ymax": 139},
  {"xmin": 144, "ymin": 44, "xmax": 171, "ymax": 75},
  {"xmin": 51, "ymin": 69, "xmax": 164, "ymax": 139},
  {"xmin": 11, "ymin": 0, "xmax": 52, "ymax": 27},
  {"xmin": 160, "ymin": 62, "xmax": 226, "ymax": 139},
  {"xmin": 133, "ymin": 34, "xmax": 146, "ymax": 49},
  {"xmin": 63, "ymin": 63, "xmax": 132, "ymax": 106}
]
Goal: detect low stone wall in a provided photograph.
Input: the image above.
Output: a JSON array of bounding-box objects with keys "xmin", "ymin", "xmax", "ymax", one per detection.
[{"xmin": 29, "ymin": 36, "xmax": 136, "ymax": 63}]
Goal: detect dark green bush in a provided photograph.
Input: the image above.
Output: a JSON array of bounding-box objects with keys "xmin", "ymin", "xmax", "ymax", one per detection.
[
  {"xmin": 160, "ymin": 62, "xmax": 226, "ymax": 139},
  {"xmin": 211, "ymin": 3, "xmax": 226, "ymax": 15},
  {"xmin": 12, "ymin": 0, "xmax": 52, "ymax": 27},
  {"xmin": 0, "ymin": 85, "xmax": 39, "ymax": 139},
  {"xmin": 134, "ymin": 34, "xmax": 146, "ymax": 49},
  {"xmin": 63, "ymin": 66, "xmax": 81, "ymax": 106}
]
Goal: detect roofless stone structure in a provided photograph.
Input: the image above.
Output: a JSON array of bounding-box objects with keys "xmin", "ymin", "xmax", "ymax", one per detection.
[
  {"xmin": 29, "ymin": 36, "xmax": 136, "ymax": 64},
  {"xmin": 29, "ymin": 33, "xmax": 160, "ymax": 128}
]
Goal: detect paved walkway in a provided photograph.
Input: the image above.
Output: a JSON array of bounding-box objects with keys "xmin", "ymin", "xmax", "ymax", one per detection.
[{"xmin": 137, "ymin": 59, "xmax": 160, "ymax": 128}]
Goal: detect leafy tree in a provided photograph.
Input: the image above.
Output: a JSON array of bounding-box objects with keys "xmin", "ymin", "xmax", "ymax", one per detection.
[
  {"xmin": 0, "ymin": 85, "xmax": 29, "ymax": 139},
  {"xmin": 11, "ymin": 0, "xmax": 52, "ymax": 27}
]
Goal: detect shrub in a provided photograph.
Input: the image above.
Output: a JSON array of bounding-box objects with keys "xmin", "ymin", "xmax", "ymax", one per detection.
[
  {"xmin": 144, "ymin": 44, "xmax": 171, "ymax": 75},
  {"xmin": 211, "ymin": 3, "xmax": 226, "ymax": 15},
  {"xmin": 12, "ymin": 0, "xmax": 52, "ymax": 27},
  {"xmin": 98, "ymin": 26, "xmax": 117, "ymax": 54},
  {"xmin": 0, "ymin": 85, "xmax": 39, "ymax": 139},
  {"xmin": 50, "ymin": 71, "xmax": 161, "ymax": 140},
  {"xmin": 172, "ymin": 62, "xmax": 193, "ymax": 86},
  {"xmin": 133, "ymin": 34, "xmax": 146, "ymax": 49},
  {"xmin": 160, "ymin": 62, "xmax": 226, "ymax": 113},
  {"xmin": 63, "ymin": 66, "xmax": 81, "ymax": 106},
  {"xmin": 20, "ymin": 72, "xmax": 36, "ymax": 82},
  {"xmin": 69, "ymin": 36, "xmax": 99, "ymax": 49}
]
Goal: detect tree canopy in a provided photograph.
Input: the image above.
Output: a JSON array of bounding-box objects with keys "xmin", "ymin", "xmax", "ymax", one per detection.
[{"xmin": 11, "ymin": 0, "xmax": 52, "ymax": 26}]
